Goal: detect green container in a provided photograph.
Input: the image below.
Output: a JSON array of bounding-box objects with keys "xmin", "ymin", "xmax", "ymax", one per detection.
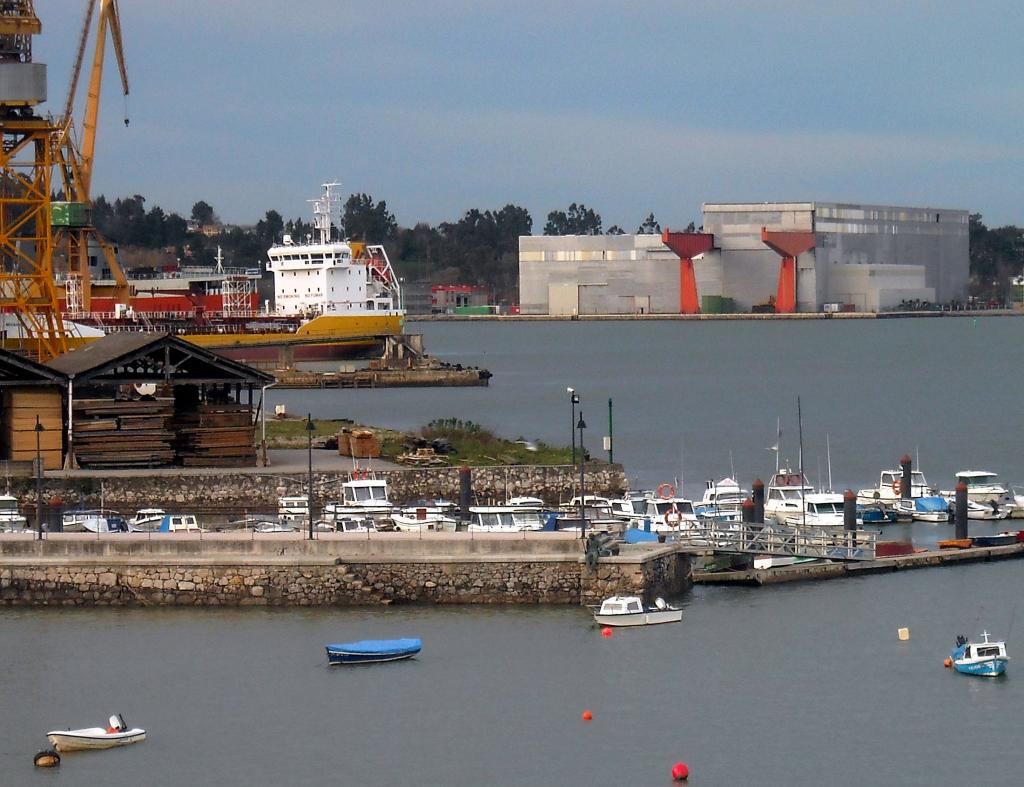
[
  {"xmin": 454, "ymin": 306, "xmax": 493, "ymax": 315},
  {"xmin": 51, "ymin": 201, "xmax": 92, "ymax": 228},
  {"xmin": 701, "ymin": 295, "xmax": 724, "ymax": 314}
]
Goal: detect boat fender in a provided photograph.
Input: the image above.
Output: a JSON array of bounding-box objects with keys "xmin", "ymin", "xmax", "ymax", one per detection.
[
  {"xmin": 944, "ymin": 657, "xmax": 953, "ymax": 668},
  {"xmin": 34, "ymin": 750, "xmax": 60, "ymax": 768},
  {"xmin": 656, "ymin": 483, "xmax": 676, "ymax": 500}
]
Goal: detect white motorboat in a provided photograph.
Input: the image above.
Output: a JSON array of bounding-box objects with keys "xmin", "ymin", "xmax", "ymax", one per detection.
[
  {"xmin": 965, "ymin": 499, "xmax": 1010, "ymax": 521},
  {"xmin": 609, "ymin": 492, "xmax": 651, "ymax": 524},
  {"xmin": 323, "ymin": 475, "xmax": 394, "ymax": 522},
  {"xmin": 390, "ymin": 511, "xmax": 458, "ymax": 532},
  {"xmin": 856, "ymin": 469, "xmax": 933, "ymax": 504},
  {"xmin": 47, "ymin": 714, "xmax": 145, "ymax": 752},
  {"xmin": 1010, "ymin": 486, "xmax": 1024, "ymax": 519},
  {"xmin": 0, "ymin": 493, "xmax": 28, "ymax": 530},
  {"xmin": 764, "ymin": 468, "xmax": 815, "ymax": 525},
  {"xmin": 278, "ymin": 495, "xmax": 310, "ymax": 524},
  {"xmin": 694, "ymin": 477, "xmax": 749, "ymax": 521},
  {"xmin": 468, "ymin": 505, "xmax": 545, "ymax": 532},
  {"xmin": 62, "ymin": 508, "xmax": 125, "ymax": 533},
  {"xmin": 784, "ymin": 493, "xmax": 847, "ymax": 528},
  {"xmin": 590, "ymin": 595, "xmax": 682, "ymax": 627},
  {"xmin": 894, "ymin": 496, "xmax": 950, "ymax": 523},
  {"xmin": 638, "ymin": 497, "xmax": 699, "ymax": 532},
  {"xmin": 128, "ymin": 508, "xmax": 165, "ymax": 532},
  {"xmin": 940, "ymin": 471, "xmax": 1016, "ymax": 514}
]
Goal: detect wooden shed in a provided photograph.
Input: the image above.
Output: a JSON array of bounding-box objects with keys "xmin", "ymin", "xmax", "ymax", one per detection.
[
  {"xmin": 47, "ymin": 333, "xmax": 274, "ymax": 469},
  {"xmin": 0, "ymin": 348, "xmax": 67, "ymax": 471}
]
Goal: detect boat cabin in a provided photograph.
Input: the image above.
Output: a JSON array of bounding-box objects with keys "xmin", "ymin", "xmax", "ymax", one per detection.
[
  {"xmin": 598, "ymin": 596, "xmax": 644, "ymax": 616},
  {"xmin": 469, "ymin": 506, "xmax": 543, "ymax": 530},
  {"xmin": 157, "ymin": 514, "xmax": 201, "ymax": 533},
  {"xmin": 342, "ymin": 479, "xmax": 391, "ymax": 506}
]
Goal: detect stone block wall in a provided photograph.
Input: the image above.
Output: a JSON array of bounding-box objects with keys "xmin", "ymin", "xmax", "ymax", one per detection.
[{"xmin": 11, "ymin": 463, "xmax": 627, "ymax": 514}]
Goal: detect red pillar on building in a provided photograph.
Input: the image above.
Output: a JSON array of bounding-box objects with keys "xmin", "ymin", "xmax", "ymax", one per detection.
[
  {"xmin": 661, "ymin": 231, "xmax": 715, "ymax": 314},
  {"xmin": 760, "ymin": 228, "xmax": 816, "ymax": 313}
]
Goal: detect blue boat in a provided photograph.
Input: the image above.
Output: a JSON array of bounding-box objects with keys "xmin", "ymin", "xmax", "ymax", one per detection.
[
  {"xmin": 325, "ymin": 638, "xmax": 422, "ymax": 665},
  {"xmin": 950, "ymin": 632, "xmax": 1009, "ymax": 677},
  {"xmin": 857, "ymin": 504, "xmax": 898, "ymax": 525}
]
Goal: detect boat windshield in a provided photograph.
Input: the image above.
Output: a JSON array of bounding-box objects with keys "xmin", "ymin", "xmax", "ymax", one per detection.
[
  {"xmin": 962, "ymin": 475, "xmax": 998, "ymax": 487},
  {"xmin": 348, "ymin": 485, "xmax": 388, "ymax": 502},
  {"xmin": 477, "ymin": 512, "xmax": 516, "ymax": 527},
  {"xmin": 0, "ymin": 499, "xmax": 18, "ymax": 512},
  {"xmin": 810, "ymin": 503, "xmax": 843, "ymax": 514},
  {"xmin": 655, "ymin": 501, "xmax": 694, "ymax": 516},
  {"xmin": 977, "ymin": 645, "xmax": 1002, "ymax": 658}
]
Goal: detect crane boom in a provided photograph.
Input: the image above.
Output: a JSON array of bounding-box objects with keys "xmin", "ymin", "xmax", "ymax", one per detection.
[
  {"xmin": 63, "ymin": 0, "xmax": 96, "ymax": 126},
  {"xmin": 79, "ymin": 0, "xmax": 128, "ymax": 198}
]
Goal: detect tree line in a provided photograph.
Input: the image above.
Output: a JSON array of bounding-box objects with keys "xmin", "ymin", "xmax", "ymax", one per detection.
[{"xmin": 88, "ymin": 193, "xmax": 1022, "ymax": 303}]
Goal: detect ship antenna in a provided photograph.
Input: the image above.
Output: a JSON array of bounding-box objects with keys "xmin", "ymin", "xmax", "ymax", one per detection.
[{"xmin": 310, "ymin": 182, "xmax": 342, "ymax": 244}]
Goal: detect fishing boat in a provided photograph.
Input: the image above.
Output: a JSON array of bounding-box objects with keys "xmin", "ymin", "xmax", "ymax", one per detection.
[
  {"xmin": 47, "ymin": 715, "xmax": 145, "ymax": 752},
  {"xmin": 589, "ymin": 595, "xmax": 682, "ymax": 627},
  {"xmin": 949, "ymin": 632, "xmax": 1009, "ymax": 677},
  {"xmin": 325, "ymin": 638, "xmax": 422, "ymax": 665},
  {"xmin": 55, "ymin": 183, "xmax": 405, "ymax": 362},
  {"xmin": 323, "ymin": 475, "xmax": 394, "ymax": 523},
  {"xmin": 971, "ymin": 532, "xmax": 1018, "ymax": 547}
]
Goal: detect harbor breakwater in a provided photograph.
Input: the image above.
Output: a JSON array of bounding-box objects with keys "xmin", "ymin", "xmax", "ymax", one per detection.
[
  {"xmin": 10, "ymin": 463, "xmax": 627, "ymax": 514},
  {"xmin": 0, "ymin": 536, "xmax": 690, "ymax": 607}
]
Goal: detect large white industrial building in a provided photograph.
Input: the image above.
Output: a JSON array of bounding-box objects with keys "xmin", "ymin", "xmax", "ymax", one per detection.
[{"xmin": 519, "ymin": 202, "xmax": 969, "ymax": 314}]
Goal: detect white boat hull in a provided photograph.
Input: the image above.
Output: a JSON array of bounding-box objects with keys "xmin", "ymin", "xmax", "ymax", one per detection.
[
  {"xmin": 592, "ymin": 609, "xmax": 682, "ymax": 627},
  {"xmin": 46, "ymin": 727, "xmax": 146, "ymax": 752}
]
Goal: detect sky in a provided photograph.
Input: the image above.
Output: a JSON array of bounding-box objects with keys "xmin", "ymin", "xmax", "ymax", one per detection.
[{"xmin": 37, "ymin": 0, "xmax": 1024, "ymax": 230}]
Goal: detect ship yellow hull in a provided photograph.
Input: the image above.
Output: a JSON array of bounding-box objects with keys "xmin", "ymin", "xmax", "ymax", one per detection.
[{"xmin": 181, "ymin": 313, "xmax": 405, "ymax": 361}]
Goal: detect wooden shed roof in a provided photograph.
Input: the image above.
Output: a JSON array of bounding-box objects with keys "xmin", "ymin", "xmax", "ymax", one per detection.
[
  {"xmin": 47, "ymin": 333, "xmax": 274, "ymax": 386},
  {"xmin": 0, "ymin": 347, "xmax": 67, "ymax": 387}
]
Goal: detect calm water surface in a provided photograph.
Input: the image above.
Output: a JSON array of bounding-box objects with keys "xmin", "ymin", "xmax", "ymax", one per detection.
[
  {"xmin": 273, "ymin": 317, "xmax": 1024, "ymax": 494},
  {"xmin": 3, "ymin": 561, "xmax": 1024, "ymax": 786},
  {"xmin": 5, "ymin": 317, "xmax": 1024, "ymax": 785}
]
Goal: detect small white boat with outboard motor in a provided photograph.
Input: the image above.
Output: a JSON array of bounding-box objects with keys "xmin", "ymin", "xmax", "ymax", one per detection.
[
  {"xmin": 589, "ymin": 595, "xmax": 682, "ymax": 627},
  {"xmin": 46, "ymin": 714, "xmax": 145, "ymax": 752}
]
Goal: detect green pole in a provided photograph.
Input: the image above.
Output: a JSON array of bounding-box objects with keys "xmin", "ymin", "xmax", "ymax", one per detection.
[{"xmin": 607, "ymin": 397, "xmax": 613, "ymax": 463}]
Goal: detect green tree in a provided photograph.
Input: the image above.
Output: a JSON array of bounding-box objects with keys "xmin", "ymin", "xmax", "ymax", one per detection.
[
  {"xmin": 636, "ymin": 212, "xmax": 661, "ymax": 234},
  {"xmin": 255, "ymin": 209, "xmax": 284, "ymax": 248},
  {"xmin": 191, "ymin": 200, "xmax": 216, "ymax": 226},
  {"xmin": 343, "ymin": 194, "xmax": 397, "ymax": 241},
  {"xmin": 543, "ymin": 203, "xmax": 602, "ymax": 235},
  {"xmin": 606, "ymin": 225, "xmax": 625, "ymax": 235}
]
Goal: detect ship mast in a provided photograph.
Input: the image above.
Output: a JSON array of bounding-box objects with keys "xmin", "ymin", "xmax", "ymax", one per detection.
[{"xmin": 310, "ymin": 182, "xmax": 341, "ymax": 244}]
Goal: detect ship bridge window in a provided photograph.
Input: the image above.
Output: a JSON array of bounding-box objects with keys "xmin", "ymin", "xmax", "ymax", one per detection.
[{"xmin": 366, "ymin": 301, "xmax": 375, "ymax": 310}]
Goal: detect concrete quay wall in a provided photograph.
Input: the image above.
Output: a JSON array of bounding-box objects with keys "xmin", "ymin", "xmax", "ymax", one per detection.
[
  {"xmin": 11, "ymin": 464, "xmax": 627, "ymax": 513},
  {"xmin": 0, "ymin": 537, "xmax": 690, "ymax": 607}
]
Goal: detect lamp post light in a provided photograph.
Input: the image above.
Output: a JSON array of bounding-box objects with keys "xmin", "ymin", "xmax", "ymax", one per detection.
[
  {"xmin": 34, "ymin": 414, "xmax": 44, "ymax": 540},
  {"xmin": 306, "ymin": 413, "xmax": 316, "ymax": 539},
  {"xmin": 567, "ymin": 387, "xmax": 579, "ymax": 466},
  {"xmin": 577, "ymin": 411, "xmax": 586, "ymax": 540}
]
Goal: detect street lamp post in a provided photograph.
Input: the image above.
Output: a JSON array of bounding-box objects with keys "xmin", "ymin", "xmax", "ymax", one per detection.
[
  {"xmin": 306, "ymin": 413, "xmax": 316, "ymax": 539},
  {"xmin": 577, "ymin": 412, "xmax": 586, "ymax": 540},
  {"xmin": 567, "ymin": 387, "xmax": 579, "ymax": 466},
  {"xmin": 34, "ymin": 414, "xmax": 44, "ymax": 540}
]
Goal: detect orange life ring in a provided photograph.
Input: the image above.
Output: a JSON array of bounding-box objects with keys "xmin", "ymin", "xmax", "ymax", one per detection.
[
  {"xmin": 891, "ymin": 478, "xmax": 902, "ymax": 494},
  {"xmin": 656, "ymin": 483, "xmax": 676, "ymax": 500},
  {"xmin": 665, "ymin": 508, "xmax": 682, "ymax": 526}
]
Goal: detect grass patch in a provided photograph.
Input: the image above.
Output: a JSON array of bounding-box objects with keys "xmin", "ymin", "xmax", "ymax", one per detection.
[{"xmin": 263, "ymin": 416, "xmax": 574, "ymax": 466}]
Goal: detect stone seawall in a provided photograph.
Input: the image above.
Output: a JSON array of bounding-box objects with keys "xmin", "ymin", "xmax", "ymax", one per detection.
[
  {"xmin": 0, "ymin": 537, "xmax": 690, "ymax": 607},
  {"xmin": 10, "ymin": 464, "xmax": 627, "ymax": 513}
]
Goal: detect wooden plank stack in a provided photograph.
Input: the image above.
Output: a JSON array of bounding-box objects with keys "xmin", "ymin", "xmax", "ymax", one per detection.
[
  {"xmin": 1, "ymin": 388, "xmax": 63, "ymax": 470},
  {"xmin": 72, "ymin": 398, "xmax": 175, "ymax": 468},
  {"xmin": 172, "ymin": 403, "xmax": 256, "ymax": 467}
]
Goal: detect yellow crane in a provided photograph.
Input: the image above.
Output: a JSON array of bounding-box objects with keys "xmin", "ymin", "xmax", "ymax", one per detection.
[
  {"xmin": 52, "ymin": 0, "xmax": 131, "ymax": 312},
  {"xmin": 0, "ymin": 0, "xmax": 68, "ymax": 361}
]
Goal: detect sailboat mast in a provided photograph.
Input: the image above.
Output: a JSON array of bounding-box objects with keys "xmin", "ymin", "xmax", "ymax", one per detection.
[{"xmin": 797, "ymin": 397, "xmax": 806, "ymax": 528}]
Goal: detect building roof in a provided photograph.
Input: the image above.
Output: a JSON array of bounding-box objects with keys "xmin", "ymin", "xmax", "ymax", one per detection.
[
  {"xmin": 0, "ymin": 347, "xmax": 67, "ymax": 387},
  {"xmin": 47, "ymin": 333, "xmax": 274, "ymax": 386}
]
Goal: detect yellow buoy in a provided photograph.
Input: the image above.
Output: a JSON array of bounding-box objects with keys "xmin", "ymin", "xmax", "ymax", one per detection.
[{"xmin": 898, "ymin": 627, "xmax": 910, "ymax": 641}]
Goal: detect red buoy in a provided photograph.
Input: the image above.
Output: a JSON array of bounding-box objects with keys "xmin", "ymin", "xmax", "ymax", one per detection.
[
  {"xmin": 671, "ymin": 761, "xmax": 689, "ymax": 780},
  {"xmin": 601, "ymin": 627, "xmax": 613, "ymax": 638},
  {"xmin": 944, "ymin": 657, "xmax": 953, "ymax": 668},
  {"xmin": 581, "ymin": 710, "xmax": 593, "ymax": 721}
]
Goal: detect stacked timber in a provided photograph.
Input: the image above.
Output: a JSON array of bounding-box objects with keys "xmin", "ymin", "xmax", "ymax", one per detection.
[
  {"xmin": 1, "ymin": 388, "xmax": 63, "ymax": 470},
  {"xmin": 72, "ymin": 398, "xmax": 175, "ymax": 468},
  {"xmin": 172, "ymin": 403, "xmax": 255, "ymax": 467}
]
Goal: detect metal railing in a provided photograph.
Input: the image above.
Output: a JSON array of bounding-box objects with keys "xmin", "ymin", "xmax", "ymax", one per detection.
[{"xmin": 672, "ymin": 521, "xmax": 877, "ymax": 561}]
